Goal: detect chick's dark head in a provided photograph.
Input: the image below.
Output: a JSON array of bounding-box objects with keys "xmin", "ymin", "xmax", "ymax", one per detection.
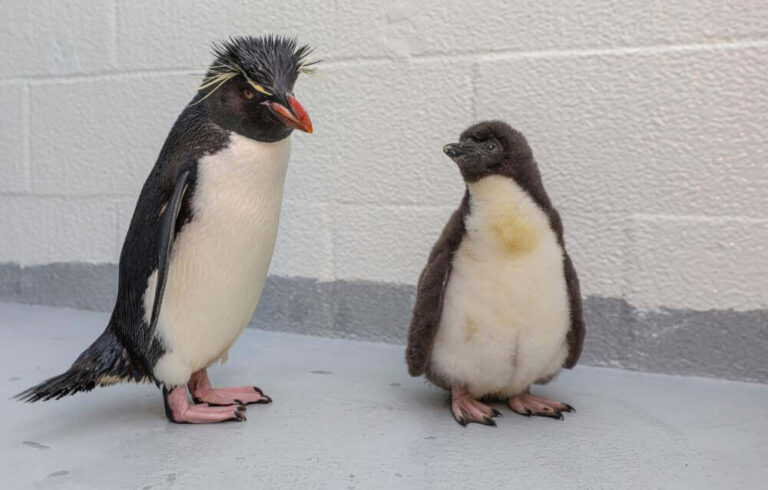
[
  {"xmin": 197, "ymin": 35, "xmax": 319, "ymax": 142},
  {"xmin": 444, "ymin": 120, "xmax": 534, "ymax": 183}
]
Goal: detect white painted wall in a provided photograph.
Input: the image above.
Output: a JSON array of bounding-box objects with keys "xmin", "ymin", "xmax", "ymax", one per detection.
[{"xmin": 1, "ymin": 1, "xmax": 766, "ymax": 311}]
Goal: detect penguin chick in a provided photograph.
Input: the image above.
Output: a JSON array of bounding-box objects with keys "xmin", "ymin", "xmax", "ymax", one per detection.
[
  {"xmin": 406, "ymin": 121, "xmax": 585, "ymax": 427},
  {"xmin": 17, "ymin": 35, "xmax": 319, "ymax": 424}
]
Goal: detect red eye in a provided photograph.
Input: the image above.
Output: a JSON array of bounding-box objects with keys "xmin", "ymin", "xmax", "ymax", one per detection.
[{"xmin": 243, "ymin": 88, "xmax": 255, "ymax": 99}]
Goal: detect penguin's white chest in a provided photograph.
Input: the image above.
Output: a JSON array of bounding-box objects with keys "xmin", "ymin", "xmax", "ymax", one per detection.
[
  {"xmin": 430, "ymin": 176, "xmax": 570, "ymax": 398},
  {"xmin": 147, "ymin": 133, "xmax": 291, "ymax": 385}
]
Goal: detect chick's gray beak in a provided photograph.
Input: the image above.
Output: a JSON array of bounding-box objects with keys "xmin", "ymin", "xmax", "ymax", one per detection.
[{"xmin": 443, "ymin": 143, "xmax": 471, "ymax": 158}]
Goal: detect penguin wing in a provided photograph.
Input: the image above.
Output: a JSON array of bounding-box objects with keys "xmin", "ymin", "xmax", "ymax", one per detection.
[
  {"xmin": 146, "ymin": 168, "xmax": 191, "ymax": 344},
  {"xmin": 562, "ymin": 250, "xmax": 585, "ymax": 368},
  {"xmin": 406, "ymin": 194, "xmax": 470, "ymax": 376},
  {"xmin": 547, "ymin": 205, "xmax": 586, "ymax": 368}
]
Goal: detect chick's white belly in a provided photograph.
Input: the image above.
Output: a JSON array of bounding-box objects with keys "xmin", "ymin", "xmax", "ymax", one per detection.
[{"xmin": 431, "ymin": 247, "xmax": 570, "ymax": 398}]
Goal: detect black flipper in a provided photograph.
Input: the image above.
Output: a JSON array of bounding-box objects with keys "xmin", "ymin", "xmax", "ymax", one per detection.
[
  {"xmin": 542, "ymin": 205, "xmax": 585, "ymax": 369},
  {"xmin": 406, "ymin": 192, "xmax": 470, "ymax": 376},
  {"xmin": 562, "ymin": 251, "xmax": 585, "ymax": 368},
  {"xmin": 147, "ymin": 169, "xmax": 191, "ymax": 345}
]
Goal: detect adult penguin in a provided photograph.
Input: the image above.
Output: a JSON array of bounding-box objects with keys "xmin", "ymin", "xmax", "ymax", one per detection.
[{"xmin": 18, "ymin": 35, "xmax": 318, "ymax": 424}]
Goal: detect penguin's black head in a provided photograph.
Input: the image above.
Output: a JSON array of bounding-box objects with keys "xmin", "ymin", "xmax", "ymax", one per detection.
[
  {"xmin": 196, "ymin": 35, "xmax": 319, "ymax": 142},
  {"xmin": 444, "ymin": 120, "xmax": 534, "ymax": 183}
]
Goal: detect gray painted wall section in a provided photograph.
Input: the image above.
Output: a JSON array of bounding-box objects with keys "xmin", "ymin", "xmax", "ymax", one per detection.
[{"xmin": 1, "ymin": 262, "xmax": 766, "ymax": 384}]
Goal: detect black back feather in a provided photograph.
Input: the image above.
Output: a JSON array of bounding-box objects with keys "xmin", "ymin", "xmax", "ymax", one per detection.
[{"xmin": 15, "ymin": 325, "xmax": 148, "ymax": 402}]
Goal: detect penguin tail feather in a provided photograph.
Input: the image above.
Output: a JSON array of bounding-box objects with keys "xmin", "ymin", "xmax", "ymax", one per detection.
[{"xmin": 15, "ymin": 328, "xmax": 149, "ymax": 402}]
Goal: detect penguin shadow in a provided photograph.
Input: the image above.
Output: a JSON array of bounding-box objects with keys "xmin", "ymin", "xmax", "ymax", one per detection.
[
  {"xmin": 407, "ymin": 382, "xmax": 446, "ymax": 408},
  {"xmin": 27, "ymin": 390, "xmax": 160, "ymax": 440},
  {"xmin": 406, "ymin": 383, "xmax": 467, "ymax": 416}
]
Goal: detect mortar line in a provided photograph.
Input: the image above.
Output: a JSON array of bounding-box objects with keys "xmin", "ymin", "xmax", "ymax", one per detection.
[
  {"xmin": 410, "ymin": 38, "xmax": 768, "ymax": 63},
  {"xmin": 329, "ymin": 203, "xmax": 768, "ymax": 223},
  {"xmin": 109, "ymin": 0, "xmax": 119, "ymax": 69},
  {"xmin": 21, "ymin": 83, "xmax": 30, "ymax": 194},
  {"xmin": 113, "ymin": 198, "xmax": 122, "ymax": 259},
  {"xmin": 0, "ymin": 58, "xmax": 392, "ymax": 84},
  {"xmin": 0, "ymin": 68, "xmax": 203, "ymax": 85},
  {"xmin": 2, "ymin": 37, "xmax": 767, "ymax": 85},
  {"xmin": 470, "ymin": 60, "xmax": 478, "ymax": 122},
  {"xmin": 0, "ymin": 191, "xmax": 136, "ymax": 200},
  {"xmin": 628, "ymin": 212, "xmax": 768, "ymax": 224}
]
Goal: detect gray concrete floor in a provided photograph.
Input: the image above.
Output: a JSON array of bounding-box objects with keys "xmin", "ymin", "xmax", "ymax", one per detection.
[{"xmin": 1, "ymin": 302, "xmax": 767, "ymax": 489}]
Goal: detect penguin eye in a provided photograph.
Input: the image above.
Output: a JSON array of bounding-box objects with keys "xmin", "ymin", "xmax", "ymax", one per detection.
[
  {"xmin": 242, "ymin": 88, "xmax": 255, "ymax": 100},
  {"xmin": 487, "ymin": 143, "xmax": 496, "ymax": 151}
]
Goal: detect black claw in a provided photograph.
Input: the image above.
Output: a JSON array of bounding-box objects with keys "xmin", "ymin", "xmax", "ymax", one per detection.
[
  {"xmin": 252, "ymin": 387, "xmax": 272, "ymax": 403},
  {"xmin": 237, "ymin": 404, "xmax": 247, "ymax": 412},
  {"xmin": 536, "ymin": 411, "xmax": 563, "ymax": 420},
  {"xmin": 454, "ymin": 407, "xmax": 469, "ymax": 427},
  {"xmin": 483, "ymin": 417, "xmax": 497, "ymax": 427},
  {"xmin": 234, "ymin": 410, "xmax": 247, "ymax": 421},
  {"xmin": 492, "ymin": 409, "xmax": 502, "ymax": 418},
  {"xmin": 234, "ymin": 398, "xmax": 244, "ymax": 406},
  {"xmin": 192, "ymin": 397, "xmax": 203, "ymax": 404},
  {"xmin": 564, "ymin": 403, "xmax": 575, "ymax": 413},
  {"xmin": 525, "ymin": 409, "xmax": 532, "ymax": 417}
]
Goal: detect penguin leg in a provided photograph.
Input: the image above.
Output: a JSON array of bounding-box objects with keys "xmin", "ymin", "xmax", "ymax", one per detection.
[
  {"xmin": 163, "ymin": 386, "xmax": 246, "ymax": 424},
  {"xmin": 451, "ymin": 386, "xmax": 501, "ymax": 427},
  {"xmin": 188, "ymin": 369, "xmax": 272, "ymax": 406},
  {"xmin": 507, "ymin": 390, "xmax": 574, "ymax": 420}
]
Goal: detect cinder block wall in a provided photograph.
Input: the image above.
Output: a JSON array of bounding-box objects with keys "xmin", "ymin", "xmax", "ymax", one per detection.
[{"xmin": 1, "ymin": 1, "xmax": 767, "ymax": 382}]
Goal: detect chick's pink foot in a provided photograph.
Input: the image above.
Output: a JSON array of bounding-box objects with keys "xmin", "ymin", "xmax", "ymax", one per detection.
[
  {"xmin": 163, "ymin": 386, "xmax": 245, "ymax": 424},
  {"xmin": 188, "ymin": 369, "xmax": 272, "ymax": 406},
  {"xmin": 451, "ymin": 386, "xmax": 501, "ymax": 427},
  {"xmin": 508, "ymin": 391, "xmax": 574, "ymax": 420}
]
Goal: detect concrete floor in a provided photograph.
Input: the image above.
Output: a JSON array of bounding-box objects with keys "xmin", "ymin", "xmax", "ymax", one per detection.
[{"xmin": 1, "ymin": 303, "xmax": 767, "ymax": 489}]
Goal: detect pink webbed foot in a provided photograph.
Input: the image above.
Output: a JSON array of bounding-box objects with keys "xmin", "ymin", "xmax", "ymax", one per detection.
[
  {"xmin": 508, "ymin": 391, "xmax": 574, "ymax": 420},
  {"xmin": 163, "ymin": 386, "xmax": 246, "ymax": 424},
  {"xmin": 451, "ymin": 387, "xmax": 502, "ymax": 427},
  {"xmin": 188, "ymin": 369, "xmax": 272, "ymax": 407}
]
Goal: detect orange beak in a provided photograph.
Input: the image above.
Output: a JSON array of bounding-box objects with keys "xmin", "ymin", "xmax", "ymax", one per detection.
[{"xmin": 263, "ymin": 93, "xmax": 313, "ymax": 133}]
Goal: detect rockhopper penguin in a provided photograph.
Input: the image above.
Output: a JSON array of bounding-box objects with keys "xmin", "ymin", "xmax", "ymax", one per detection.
[
  {"xmin": 17, "ymin": 35, "xmax": 318, "ymax": 424},
  {"xmin": 406, "ymin": 121, "xmax": 585, "ymax": 427}
]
